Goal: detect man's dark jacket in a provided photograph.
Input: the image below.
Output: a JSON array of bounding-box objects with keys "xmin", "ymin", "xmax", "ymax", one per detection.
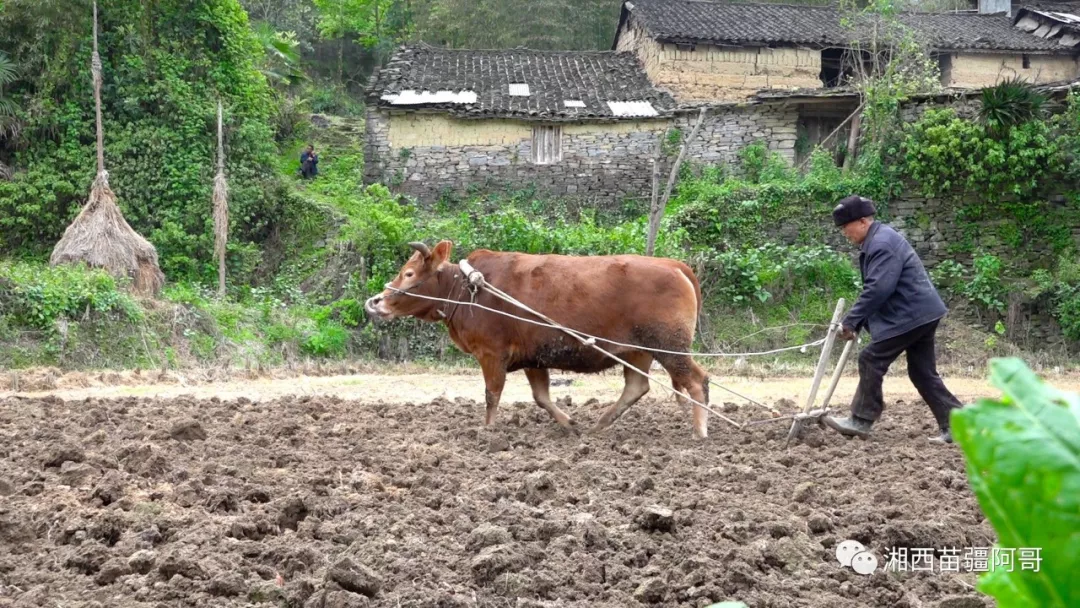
[{"xmin": 842, "ymin": 221, "xmax": 948, "ymax": 341}]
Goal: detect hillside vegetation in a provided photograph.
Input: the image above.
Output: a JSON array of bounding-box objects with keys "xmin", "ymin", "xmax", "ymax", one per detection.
[{"xmin": 0, "ymin": 0, "xmax": 1079, "ymax": 374}]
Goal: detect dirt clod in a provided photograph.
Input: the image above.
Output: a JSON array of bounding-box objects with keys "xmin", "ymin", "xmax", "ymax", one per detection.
[
  {"xmin": 90, "ymin": 471, "xmax": 125, "ymax": 505},
  {"xmin": 470, "ymin": 544, "xmax": 530, "ymax": 583},
  {"xmin": 169, "ymin": 419, "xmax": 207, "ymax": 441},
  {"xmin": 278, "ymin": 497, "xmax": 309, "ymax": 531},
  {"xmin": 157, "ymin": 552, "xmax": 207, "ymax": 580},
  {"xmin": 808, "ymin": 513, "xmax": 832, "ymax": 533},
  {"xmin": 517, "ymin": 471, "xmax": 556, "ymax": 505},
  {"xmin": 466, "ymin": 524, "xmax": 513, "ymax": 551},
  {"xmin": 327, "ymin": 558, "xmax": 381, "ymax": 597},
  {"xmin": 636, "ymin": 505, "xmax": 675, "ymax": 533},
  {"xmin": 793, "ymin": 481, "xmax": 816, "ymax": 503},
  {"xmin": 44, "ymin": 444, "xmax": 85, "ymax": 468},
  {"xmin": 60, "ymin": 461, "xmax": 99, "ymax": 487},
  {"xmin": 127, "ymin": 550, "xmax": 157, "ymax": 574},
  {"xmin": 633, "ymin": 577, "xmax": 667, "ymax": 603},
  {"xmin": 94, "ymin": 558, "xmax": 131, "ymax": 585},
  {"xmin": 208, "ymin": 572, "xmax": 247, "ymax": 597}
]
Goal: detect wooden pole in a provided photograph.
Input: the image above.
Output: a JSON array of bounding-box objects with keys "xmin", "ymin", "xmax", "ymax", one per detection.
[
  {"xmin": 796, "ymin": 103, "xmax": 863, "ymax": 172},
  {"xmin": 786, "ymin": 298, "xmax": 845, "ymax": 447},
  {"xmin": 213, "ymin": 99, "xmax": 229, "ymax": 298},
  {"xmin": 92, "ymin": 0, "xmax": 105, "ymax": 176},
  {"xmin": 819, "ymin": 338, "xmax": 855, "ymax": 412},
  {"xmin": 842, "ymin": 112, "xmax": 861, "ymax": 172}
]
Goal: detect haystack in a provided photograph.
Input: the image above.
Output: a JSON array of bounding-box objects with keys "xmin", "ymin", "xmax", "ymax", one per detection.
[{"xmin": 50, "ymin": 0, "xmax": 164, "ymax": 297}]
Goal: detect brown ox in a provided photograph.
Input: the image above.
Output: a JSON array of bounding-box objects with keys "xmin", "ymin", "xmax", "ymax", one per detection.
[{"xmin": 364, "ymin": 240, "xmax": 713, "ymax": 438}]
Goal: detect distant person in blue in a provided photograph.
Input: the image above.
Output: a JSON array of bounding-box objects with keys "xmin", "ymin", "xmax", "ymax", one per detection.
[
  {"xmin": 820, "ymin": 195, "xmax": 964, "ymax": 444},
  {"xmin": 300, "ymin": 144, "xmax": 318, "ymax": 179}
]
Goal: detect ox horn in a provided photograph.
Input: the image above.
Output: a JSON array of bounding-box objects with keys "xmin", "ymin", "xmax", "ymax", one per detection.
[{"xmin": 408, "ymin": 241, "xmax": 432, "ymax": 258}]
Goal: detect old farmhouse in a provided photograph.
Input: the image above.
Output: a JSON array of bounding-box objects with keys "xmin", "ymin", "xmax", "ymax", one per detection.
[{"xmin": 364, "ymin": 0, "xmax": 1080, "ymax": 203}]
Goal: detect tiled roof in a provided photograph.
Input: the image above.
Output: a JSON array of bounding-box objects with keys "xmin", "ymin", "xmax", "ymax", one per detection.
[
  {"xmin": 365, "ymin": 44, "xmax": 677, "ymax": 120},
  {"xmin": 901, "ymin": 12, "xmax": 1071, "ymax": 51},
  {"xmin": 619, "ymin": 0, "xmax": 1076, "ymax": 53},
  {"xmin": 621, "ymin": 1, "xmax": 848, "ymax": 46}
]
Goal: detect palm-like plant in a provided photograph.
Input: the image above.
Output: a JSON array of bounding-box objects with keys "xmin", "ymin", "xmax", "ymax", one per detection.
[
  {"xmin": 251, "ymin": 21, "xmax": 307, "ymax": 87},
  {"xmin": 0, "ymin": 51, "xmax": 18, "ymax": 180},
  {"xmin": 979, "ymin": 76, "xmax": 1048, "ymax": 137},
  {"xmin": 0, "ymin": 52, "xmax": 16, "ymax": 116}
]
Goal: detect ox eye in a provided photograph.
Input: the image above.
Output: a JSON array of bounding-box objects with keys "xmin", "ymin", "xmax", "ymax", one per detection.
[{"xmin": 405, "ymin": 270, "xmax": 415, "ymax": 279}]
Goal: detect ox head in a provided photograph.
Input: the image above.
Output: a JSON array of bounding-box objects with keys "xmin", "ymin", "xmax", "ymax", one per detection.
[{"xmin": 364, "ymin": 239, "xmax": 455, "ymax": 322}]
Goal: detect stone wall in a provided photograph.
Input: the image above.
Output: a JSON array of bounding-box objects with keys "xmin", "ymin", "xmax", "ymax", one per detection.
[
  {"xmin": 615, "ymin": 17, "xmax": 823, "ymax": 102},
  {"xmin": 942, "ymin": 52, "xmax": 1078, "ymax": 89},
  {"xmin": 364, "ymin": 104, "xmax": 800, "ymax": 204}
]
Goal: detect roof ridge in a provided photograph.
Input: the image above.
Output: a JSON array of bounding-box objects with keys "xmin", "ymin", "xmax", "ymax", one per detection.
[
  {"xmin": 392, "ymin": 42, "xmax": 636, "ymax": 55},
  {"xmin": 637, "ymin": 0, "xmax": 841, "ymax": 10}
]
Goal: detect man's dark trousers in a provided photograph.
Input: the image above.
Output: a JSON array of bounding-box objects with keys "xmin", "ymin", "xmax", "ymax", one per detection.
[{"xmin": 851, "ymin": 318, "xmax": 963, "ymax": 429}]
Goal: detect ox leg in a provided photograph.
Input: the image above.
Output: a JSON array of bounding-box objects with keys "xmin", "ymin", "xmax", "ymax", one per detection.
[
  {"xmin": 672, "ymin": 379, "xmax": 691, "ymax": 412},
  {"xmin": 660, "ymin": 356, "xmax": 710, "ymax": 439},
  {"xmin": 479, "ymin": 357, "xmax": 506, "ymax": 426},
  {"xmin": 590, "ymin": 351, "xmax": 653, "ymax": 433},
  {"xmin": 524, "ymin": 368, "xmax": 580, "ymax": 435}
]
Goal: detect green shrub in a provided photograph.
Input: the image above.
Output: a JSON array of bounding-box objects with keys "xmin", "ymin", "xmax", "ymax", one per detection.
[
  {"xmin": 0, "ymin": 261, "xmax": 143, "ymax": 330},
  {"xmin": 694, "ymin": 243, "xmax": 860, "ymax": 307}
]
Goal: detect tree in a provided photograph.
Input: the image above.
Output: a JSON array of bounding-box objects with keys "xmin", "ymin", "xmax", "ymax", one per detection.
[
  {"xmin": 834, "ymin": 0, "xmax": 942, "ymax": 167},
  {"xmin": 313, "ymin": 0, "xmax": 401, "ymax": 84}
]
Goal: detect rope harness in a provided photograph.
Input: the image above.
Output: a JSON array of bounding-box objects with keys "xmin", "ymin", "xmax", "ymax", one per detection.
[{"xmin": 382, "ymin": 259, "xmax": 849, "ymax": 430}]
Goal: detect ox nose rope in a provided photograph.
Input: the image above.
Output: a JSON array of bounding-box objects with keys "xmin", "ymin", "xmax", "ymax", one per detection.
[{"xmin": 380, "ymin": 259, "xmax": 844, "ymax": 429}]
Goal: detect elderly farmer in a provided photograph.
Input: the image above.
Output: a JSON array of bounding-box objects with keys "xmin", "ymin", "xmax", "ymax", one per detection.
[{"xmin": 821, "ymin": 195, "xmax": 964, "ymax": 444}]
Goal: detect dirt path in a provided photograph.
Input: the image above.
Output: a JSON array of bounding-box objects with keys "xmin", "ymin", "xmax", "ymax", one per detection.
[{"xmin": 8, "ymin": 369, "xmax": 1078, "ymax": 415}]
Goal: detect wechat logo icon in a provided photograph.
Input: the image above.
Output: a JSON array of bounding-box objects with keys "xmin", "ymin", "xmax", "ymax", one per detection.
[{"xmin": 837, "ymin": 539, "xmax": 879, "ymax": 575}]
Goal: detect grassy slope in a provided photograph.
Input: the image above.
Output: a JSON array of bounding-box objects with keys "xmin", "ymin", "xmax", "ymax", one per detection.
[{"xmin": 0, "ymin": 114, "xmax": 1071, "ymax": 377}]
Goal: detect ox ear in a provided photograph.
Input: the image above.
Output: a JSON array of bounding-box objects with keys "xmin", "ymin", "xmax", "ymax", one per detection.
[{"xmin": 432, "ymin": 239, "xmax": 454, "ymax": 265}]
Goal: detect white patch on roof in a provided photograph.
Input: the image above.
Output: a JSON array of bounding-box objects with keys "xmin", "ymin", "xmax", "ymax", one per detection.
[
  {"xmin": 381, "ymin": 90, "xmax": 477, "ymax": 105},
  {"xmin": 563, "ymin": 100, "xmax": 586, "ymax": 108},
  {"xmin": 508, "ymin": 83, "xmax": 530, "ymax": 96},
  {"xmin": 606, "ymin": 100, "xmax": 658, "ymax": 117}
]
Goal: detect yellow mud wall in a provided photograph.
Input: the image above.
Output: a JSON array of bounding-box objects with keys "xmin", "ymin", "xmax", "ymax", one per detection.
[
  {"xmin": 615, "ymin": 19, "xmax": 823, "ymax": 102},
  {"xmin": 945, "ymin": 52, "xmax": 1078, "ymax": 88}
]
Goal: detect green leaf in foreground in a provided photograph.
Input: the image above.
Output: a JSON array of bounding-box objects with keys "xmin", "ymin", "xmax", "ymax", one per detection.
[{"xmin": 951, "ymin": 357, "xmax": 1080, "ymax": 608}]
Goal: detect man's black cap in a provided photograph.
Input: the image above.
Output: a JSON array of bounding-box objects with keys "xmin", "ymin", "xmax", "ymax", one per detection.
[{"xmin": 833, "ymin": 195, "xmax": 877, "ymax": 227}]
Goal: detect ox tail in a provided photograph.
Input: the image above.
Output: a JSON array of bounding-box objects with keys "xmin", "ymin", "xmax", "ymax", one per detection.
[{"xmin": 678, "ymin": 262, "xmax": 704, "ymax": 335}]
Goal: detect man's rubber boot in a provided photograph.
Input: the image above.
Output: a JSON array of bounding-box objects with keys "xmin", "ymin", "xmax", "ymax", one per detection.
[
  {"xmin": 929, "ymin": 428, "xmax": 953, "ymax": 444},
  {"xmin": 821, "ymin": 415, "xmax": 873, "ymax": 439}
]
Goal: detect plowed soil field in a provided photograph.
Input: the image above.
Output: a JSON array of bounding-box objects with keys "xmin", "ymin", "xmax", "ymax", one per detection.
[{"xmin": 0, "ymin": 371, "xmax": 1017, "ymax": 608}]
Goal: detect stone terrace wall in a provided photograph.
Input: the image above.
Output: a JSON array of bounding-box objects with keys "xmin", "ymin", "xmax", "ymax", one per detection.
[
  {"xmin": 762, "ymin": 186, "xmax": 1080, "ymax": 348},
  {"xmin": 364, "ymin": 104, "xmax": 800, "ymax": 205}
]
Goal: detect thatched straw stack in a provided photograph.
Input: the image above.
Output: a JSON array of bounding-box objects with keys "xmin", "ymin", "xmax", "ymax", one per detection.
[
  {"xmin": 50, "ymin": 1, "xmax": 164, "ymax": 297},
  {"xmin": 213, "ymin": 100, "xmax": 228, "ymax": 297}
]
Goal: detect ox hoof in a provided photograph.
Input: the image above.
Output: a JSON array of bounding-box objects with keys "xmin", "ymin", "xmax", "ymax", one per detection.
[
  {"xmin": 560, "ymin": 420, "xmax": 582, "ymax": 437},
  {"xmin": 588, "ymin": 422, "xmax": 612, "ymax": 435}
]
